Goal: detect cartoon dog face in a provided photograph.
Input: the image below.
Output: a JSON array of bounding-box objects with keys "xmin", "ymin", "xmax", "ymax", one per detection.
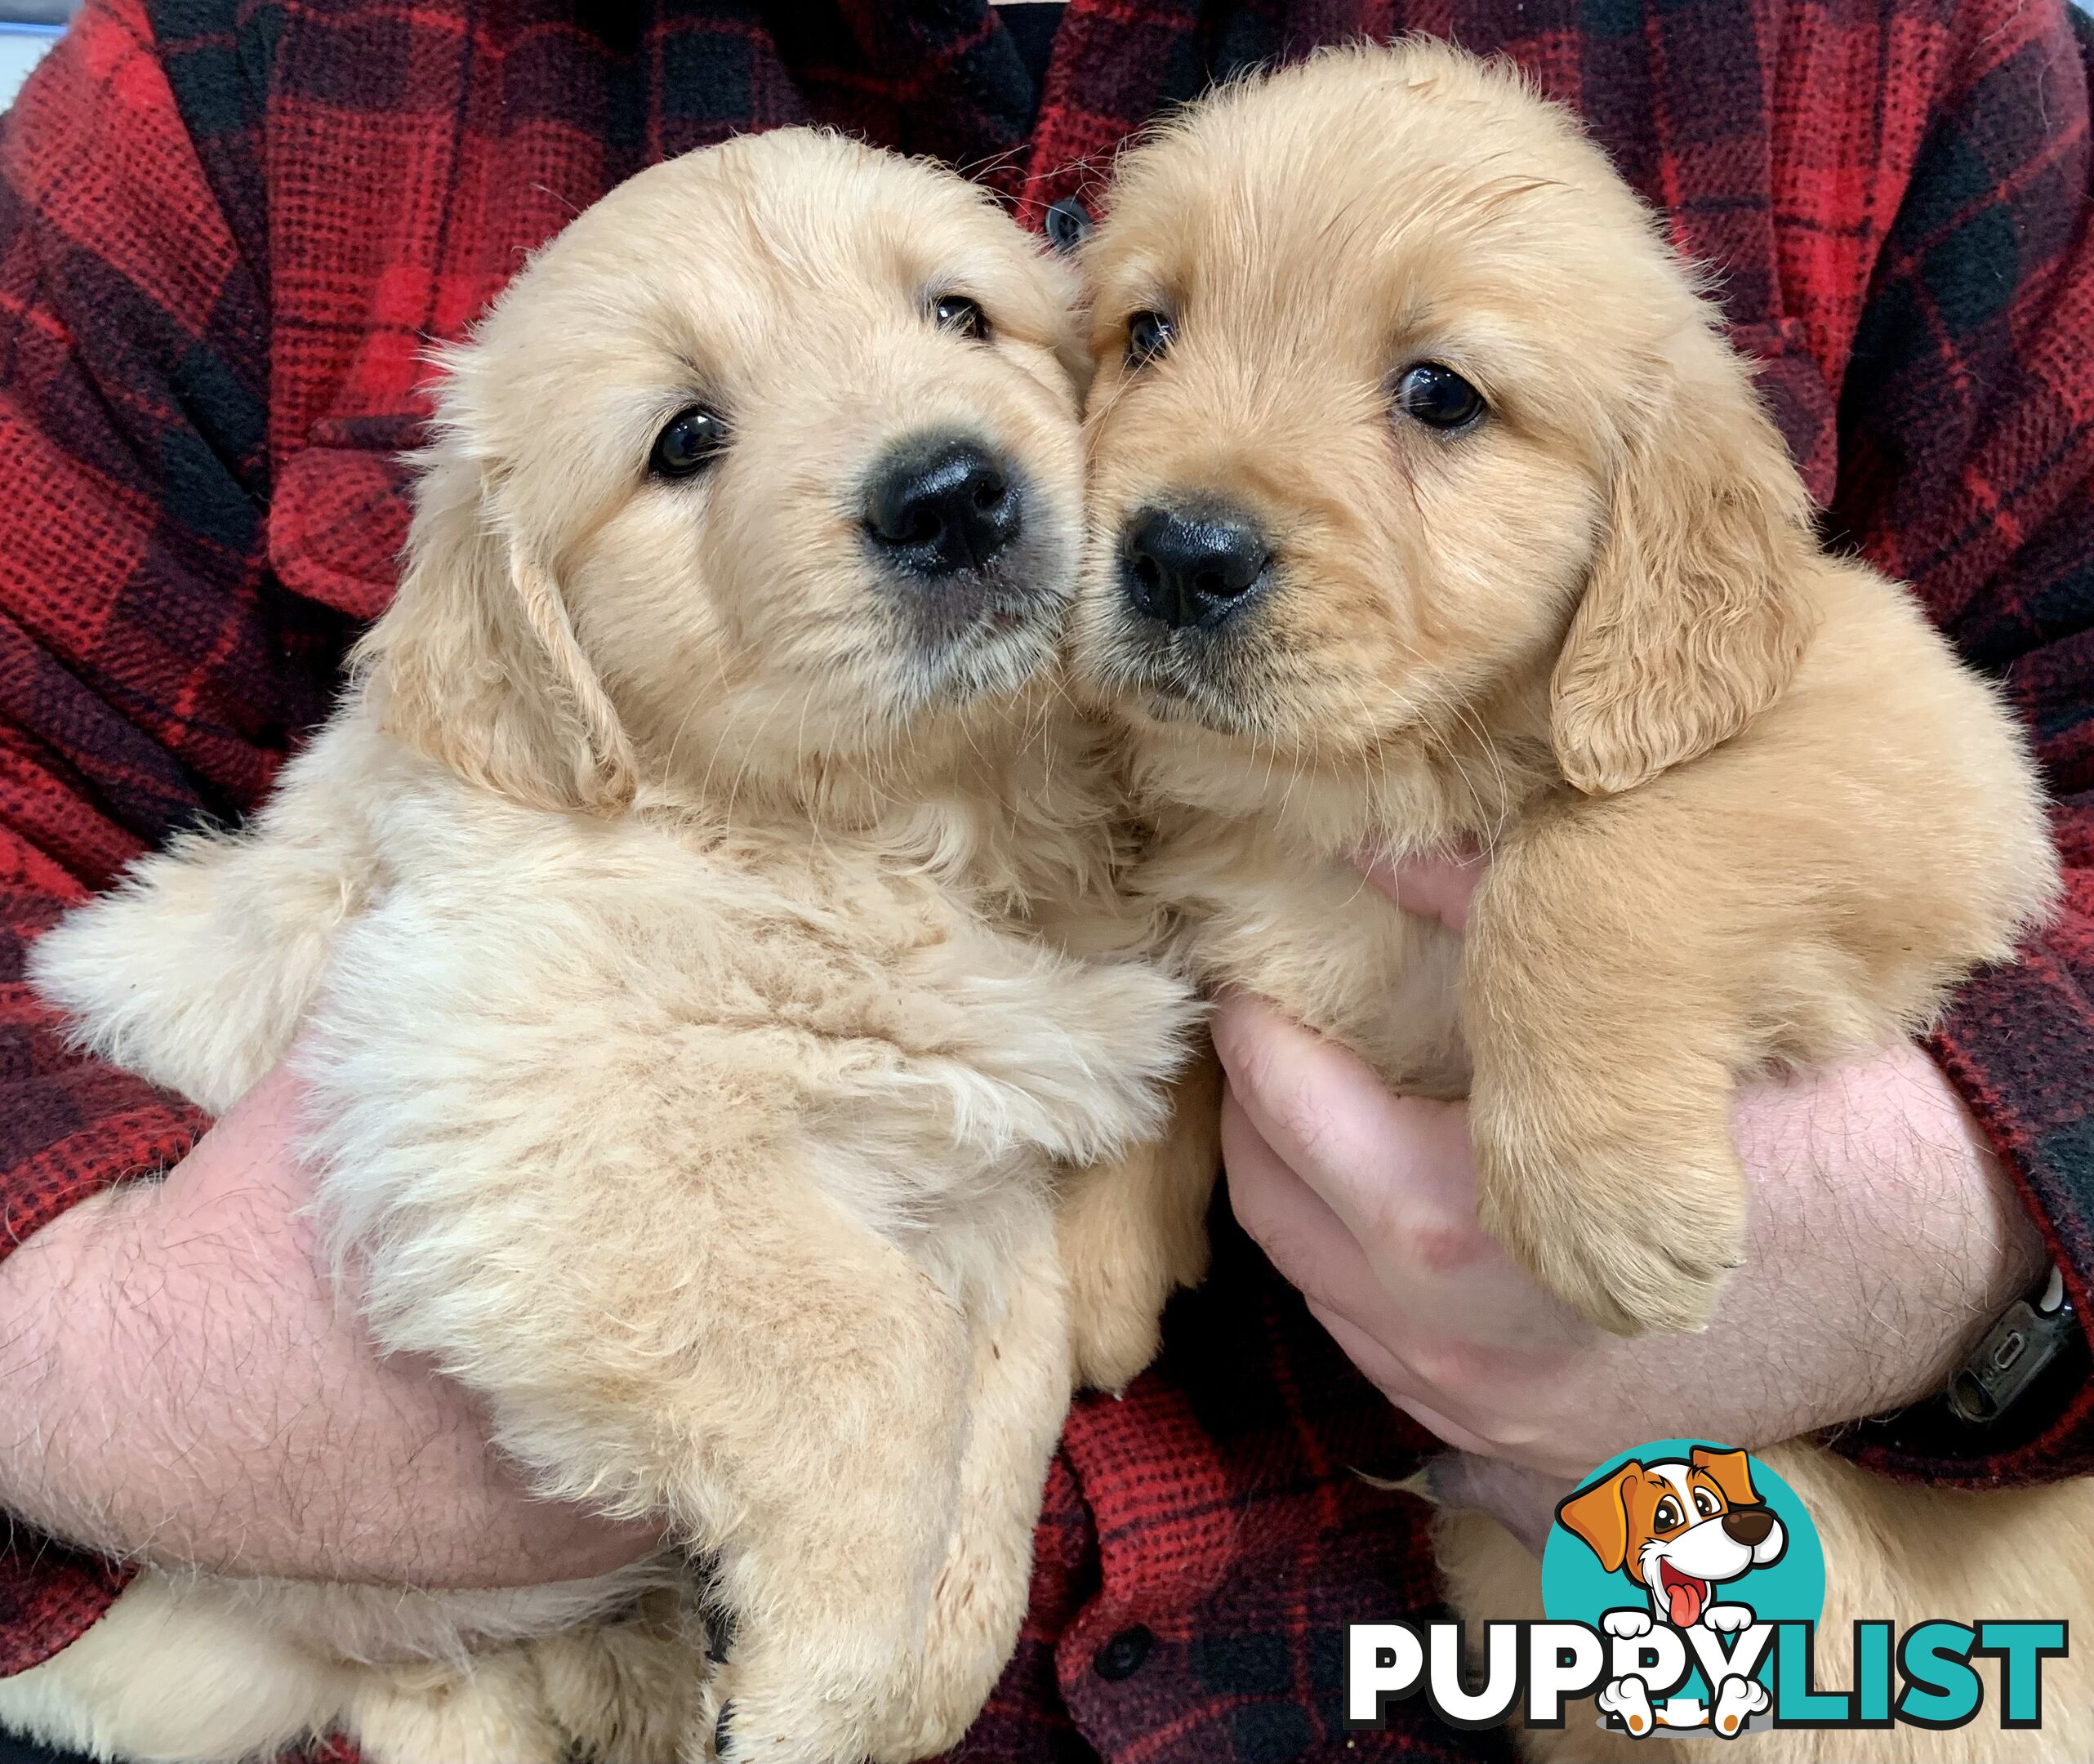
[{"xmin": 1557, "ymin": 1447, "xmax": 1787, "ymax": 1628}]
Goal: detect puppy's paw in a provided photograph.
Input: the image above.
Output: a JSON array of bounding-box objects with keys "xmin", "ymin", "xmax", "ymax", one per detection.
[
  {"xmin": 702, "ymin": 1633, "xmax": 940, "ymax": 1764},
  {"xmin": 702, "ymin": 1680, "xmax": 880, "ymax": 1764},
  {"xmin": 864, "ymin": 1630, "xmax": 1001, "ymax": 1764},
  {"xmin": 353, "ymin": 1649, "xmax": 567, "ymax": 1764},
  {"xmin": 1595, "ymin": 1675, "xmax": 1657, "ymax": 1738},
  {"xmin": 951, "ymin": 954, "xmax": 1201, "ymax": 1165},
  {"xmin": 1602, "ymin": 1609, "xmax": 1655, "ymax": 1640},
  {"xmin": 1473, "ymin": 1119, "xmax": 1745, "ymax": 1336},
  {"xmin": 1067, "ymin": 1270, "xmax": 1163, "ymax": 1394},
  {"xmin": 1703, "ymin": 1604, "xmax": 1754, "ymax": 1635},
  {"xmin": 1710, "ymin": 1673, "xmax": 1770, "ymax": 1738},
  {"xmin": 537, "ymin": 1593, "xmax": 709, "ymax": 1762},
  {"xmin": 1060, "ymin": 1201, "xmax": 1208, "ymax": 1394}
]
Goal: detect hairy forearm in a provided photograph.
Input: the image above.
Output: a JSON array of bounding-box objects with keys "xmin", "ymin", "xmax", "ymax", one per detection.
[
  {"xmin": 1219, "ymin": 973, "xmax": 2054, "ymax": 1485},
  {"xmin": 0, "ymin": 1089, "xmax": 486, "ymax": 1580},
  {"xmin": 1731, "ymin": 1040, "xmax": 2047, "ymax": 1427},
  {"xmin": 0, "ymin": 1070, "xmax": 653, "ymax": 1587}
]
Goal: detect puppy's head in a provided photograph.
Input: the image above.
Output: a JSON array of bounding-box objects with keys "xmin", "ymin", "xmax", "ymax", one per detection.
[
  {"xmin": 361, "ymin": 129, "xmax": 1085, "ymax": 812},
  {"xmin": 1558, "ymin": 1449, "xmax": 1784, "ymax": 1624},
  {"xmin": 1076, "ymin": 42, "xmax": 1813, "ymax": 800}
]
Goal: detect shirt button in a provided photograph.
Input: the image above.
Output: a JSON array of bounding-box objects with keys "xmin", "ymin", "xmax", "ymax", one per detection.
[{"xmin": 1093, "ymin": 1624, "xmax": 1155, "ymax": 1682}]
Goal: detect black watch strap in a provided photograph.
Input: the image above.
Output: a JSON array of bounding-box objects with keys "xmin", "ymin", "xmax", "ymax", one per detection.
[{"xmin": 1947, "ymin": 1267, "xmax": 2079, "ymax": 1427}]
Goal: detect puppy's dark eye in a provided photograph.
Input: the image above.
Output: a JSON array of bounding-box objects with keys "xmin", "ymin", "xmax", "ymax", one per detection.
[
  {"xmin": 933, "ymin": 294, "xmax": 990, "ymax": 341},
  {"xmin": 1693, "ymin": 1488, "xmax": 1721, "ymax": 1517},
  {"xmin": 1394, "ymin": 362, "xmax": 1486, "ymax": 431},
  {"xmin": 1653, "ymin": 1498, "xmax": 1685, "ymax": 1533},
  {"xmin": 649, "ymin": 406, "xmax": 729, "ymax": 479},
  {"xmin": 1125, "ymin": 309, "xmax": 1174, "ymax": 368}
]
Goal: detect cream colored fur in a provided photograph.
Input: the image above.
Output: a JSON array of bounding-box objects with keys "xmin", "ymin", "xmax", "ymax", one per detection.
[
  {"xmin": 1072, "ymin": 42, "xmax": 2092, "ymax": 1761},
  {"xmin": 6, "ymin": 130, "xmax": 1201, "ymax": 1764},
  {"xmin": 0, "ymin": 1567, "xmax": 703, "ymax": 1764}
]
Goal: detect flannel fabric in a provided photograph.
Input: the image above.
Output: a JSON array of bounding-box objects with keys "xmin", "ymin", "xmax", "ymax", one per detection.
[{"xmin": 0, "ymin": 1, "xmax": 2090, "ymax": 1758}]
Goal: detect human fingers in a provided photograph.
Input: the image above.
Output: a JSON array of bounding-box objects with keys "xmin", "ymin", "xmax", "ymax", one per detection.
[
  {"xmin": 1353, "ymin": 846, "xmax": 1486, "ymax": 933},
  {"xmin": 1211, "ymin": 994, "xmax": 1477, "ymax": 1249},
  {"xmin": 1222, "ymin": 1085, "xmax": 1414, "ymax": 1345},
  {"xmin": 1303, "ymin": 1299, "xmax": 1501, "ymax": 1459}
]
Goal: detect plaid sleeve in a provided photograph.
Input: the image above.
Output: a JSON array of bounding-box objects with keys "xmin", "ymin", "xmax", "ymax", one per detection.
[
  {"xmin": 0, "ymin": 0, "xmax": 299, "ymax": 1675},
  {"xmin": 1825, "ymin": 0, "xmax": 2094, "ymax": 1483}
]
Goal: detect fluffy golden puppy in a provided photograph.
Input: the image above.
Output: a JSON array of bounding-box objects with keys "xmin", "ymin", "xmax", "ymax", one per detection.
[
  {"xmin": 1077, "ymin": 42, "xmax": 2055, "ymax": 1337},
  {"xmin": 1075, "ymin": 42, "xmax": 2094, "ymax": 1764},
  {"xmin": 7, "ymin": 131, "xmax": 1198, "ymax": 1764}
]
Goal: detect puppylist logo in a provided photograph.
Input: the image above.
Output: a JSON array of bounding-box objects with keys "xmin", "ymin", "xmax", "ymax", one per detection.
[{"xmin": 1348, "ymin": 1440, "xmax": 2069, "ymax": 1740}]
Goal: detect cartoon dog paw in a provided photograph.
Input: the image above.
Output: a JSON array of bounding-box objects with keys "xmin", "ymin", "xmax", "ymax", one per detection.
[
  {"xmin": 1602, "ymin": 1609, "xmax": 1655, "ymax": 1640},
  {"xmin": 1704, "ymin": 1604, "xmax": 1754, "ymax": 1634},
  {"xmin": 1710, "ymin": 1674, "xmax": 1771, "ymax": 1738},
  {"xmin": 1596, "ymin": 1675, "xmax": 1657, "ymax": 1738}
]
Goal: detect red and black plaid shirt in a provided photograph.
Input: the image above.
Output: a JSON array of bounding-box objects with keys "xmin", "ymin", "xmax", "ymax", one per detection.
[{"xmin": 2, "ymin": 2, "xmax": 2092, "ymax": 1759}]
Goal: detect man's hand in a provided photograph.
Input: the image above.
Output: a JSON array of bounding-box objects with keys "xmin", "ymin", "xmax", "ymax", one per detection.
[
  {"xmin": 0, "ymin": 1063, "xmax": 660, "ymax": 1588},
  {"xmin": 1219, "ymin": 853, "xmax": 2045, "ymax": 1480}
]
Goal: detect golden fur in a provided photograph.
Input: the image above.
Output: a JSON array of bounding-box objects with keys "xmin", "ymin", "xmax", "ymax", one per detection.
[
  {"xmin": 1074, "ymin": 42, "xmax": 2093, "ymax": 1762},
  {"xmin": 5, "ymin": 131, "xmax": 1203, "ymax": 1764}
]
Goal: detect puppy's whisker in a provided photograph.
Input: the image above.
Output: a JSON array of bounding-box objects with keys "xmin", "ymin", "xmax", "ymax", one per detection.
[
  {"xmin": 662, "ymin": 653, "xmax": 738, "ymax": 786},
  {"xmin": 1352, "ymin": 611, "xmax": 1514, "ymax": 837},
  {"xmin": 1430, "ymin": 688, "xmax": 1510, "ymax": 831},
  {"xmin": 716, "ymin": 690, "xmax": 796, "ymax": 842},
  {"xmin": 528, "ymin": 181, "xmax": 586, "ymax": 222},
  {"xmin": 951, "ymin": 145, "xmax": 1030, "ymax": 189},
  {"xmin": 686, "ymin": 667, "xmax": 756, "ymax": 813}
]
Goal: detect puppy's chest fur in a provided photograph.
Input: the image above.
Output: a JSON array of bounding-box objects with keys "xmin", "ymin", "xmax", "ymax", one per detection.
[
  {"xmin": 327, "ymin": 785, "xmax": 1139, "ymax": 1258},
  {"xmin": 1146, "ymin": 810, "xmax": 1469, "ymax": 1093},
  {"xmin": 1129, "ymin": 719, "xmax": 1549, "ymax": 1098},
  {"xmin": 35, "ymin": 706, "xmax": 1167, "ymax": 1241}
]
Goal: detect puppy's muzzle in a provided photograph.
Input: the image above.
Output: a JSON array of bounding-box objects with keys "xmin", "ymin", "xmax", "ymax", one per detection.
[
  {"xmin": 1121, "ymin": 502, "xmax": 1271, "ymax": 631},
  {"xmin": 864, "ymin": 435, "xmax": 1022, "ymax": 578},
  {"xmin": 1721, "ymin": 1506, "xmax": 1775, "ymax": 1547}
]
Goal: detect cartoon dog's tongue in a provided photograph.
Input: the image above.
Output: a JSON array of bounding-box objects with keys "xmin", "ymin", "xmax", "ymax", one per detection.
[{"xmin": 1659, "ymin": 1561, "xmax": 1711, "ymax": 1628}]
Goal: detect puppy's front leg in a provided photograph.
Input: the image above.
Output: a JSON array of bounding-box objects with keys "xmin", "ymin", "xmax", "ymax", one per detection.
[
  {"xmin": 29, "ymin": 714, "xmax": 389, "ymax": 1114},
  {"xmin": 306, "ymin": 1031, "xmax": 977, "ymax": 1763},
  {"xmin": 470, "ymin": 1189, "xmax": 973, "ymax": 1764},
  {"xmin": 619, "ymin": 1207, "xmax": 974, "ymax": 1764},
  {"xmin": 1056, "ymin": 1048, "xmax": 1221, "ymax": 1392},
  {"xmin": 875, "ymin": 1213, "xmax": 1070, "ymax": 1760},
  {"xmin": 1462, "ymin": 792, "xmax": 1762, "ymax": 1335}
]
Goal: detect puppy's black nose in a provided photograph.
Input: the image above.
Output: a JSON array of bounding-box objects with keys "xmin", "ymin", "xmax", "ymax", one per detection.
[
  {"xmin": 1121, "ymin": 506, "xmax": 1271, "ymax": 630},
  {"xmin": 1722, "ymin": 1508, "xmax": 1775, "ymax": 1547},
  {"xmin": 864, "ymin": 438, "xmax": 1022, "ymax": 577}
]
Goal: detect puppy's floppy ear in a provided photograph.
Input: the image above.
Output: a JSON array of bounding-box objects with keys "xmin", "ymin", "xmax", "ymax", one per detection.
[
  {"xmin": 1690, "ymin": 1446, "xmax": 1760, "ymax": 1510},
  {"xmin": 1550, "ymin": 324, "xmax": 1816, "ymax": 796},
  {"xmin": 356, "ymin": 454, "xmax": 636, "ymax": 814},
  {"xmin": 1556, "ymin": 1463, "xmax": 1640, "ymax": 1575}
]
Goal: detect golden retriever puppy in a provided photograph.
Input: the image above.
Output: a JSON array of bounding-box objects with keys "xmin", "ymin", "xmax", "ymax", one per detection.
[
  {"xmin": 1072, "ymin": 41, "xmax": 2094, "ymax": 1763},
  {"xmin": 6, "ymin": 130, "xmax": 1197, "ymax": 1764},
  {"xmin": 1079, "ymin": 42, "xmax": 2056, "ymax": 1343}
]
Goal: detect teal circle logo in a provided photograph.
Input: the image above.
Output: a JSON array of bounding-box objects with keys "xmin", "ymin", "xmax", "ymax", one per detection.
[{"xmin": 1541, "ymin": 1441, "xmax": 1824, "ymax": 1735}]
